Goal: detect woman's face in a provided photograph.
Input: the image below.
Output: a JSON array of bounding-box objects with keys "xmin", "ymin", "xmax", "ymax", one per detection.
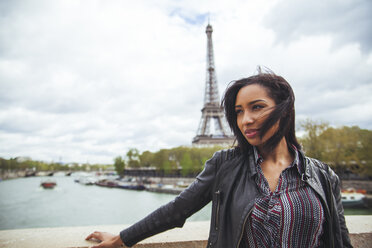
[{"xmin": 235, "ymin": 84, "xmax": 278, "ymax": 148}]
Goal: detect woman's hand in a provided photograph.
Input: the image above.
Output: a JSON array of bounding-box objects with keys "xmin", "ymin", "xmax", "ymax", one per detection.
[{"xmin": 85, "ymin": 231, "xmax": 127, "ymax": 248}]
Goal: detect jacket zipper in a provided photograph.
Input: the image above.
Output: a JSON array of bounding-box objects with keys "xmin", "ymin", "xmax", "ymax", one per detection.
[
  {"xmin": 209, "ymin": 190, "xmax": 221, "ymax": 247},
  {"xmin": 236, "ymin": 207, "xmax": 253, "ymax": 248},
  {"xmin": 215, "ymin": 190, "xmax": 221, "ymax": 230},
  {"xmin": 328, "ymin": 179, "xmax": 335, "ymax": 248}
]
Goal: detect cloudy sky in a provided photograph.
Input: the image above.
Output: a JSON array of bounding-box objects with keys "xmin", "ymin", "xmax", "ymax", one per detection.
[{"xmin": 0, "ymin": 0, "xmax": 371, "ymax": 164}]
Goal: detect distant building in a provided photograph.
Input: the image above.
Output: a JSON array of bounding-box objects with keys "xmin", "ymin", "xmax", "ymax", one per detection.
[{"xmin": 192, "ymin": 23, "xmax": 234, "ymax": 146}]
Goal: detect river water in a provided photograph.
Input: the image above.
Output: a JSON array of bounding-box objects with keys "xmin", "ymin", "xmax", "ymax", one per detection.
[
  {"xmin": 0, "ymin": 175, "xmax": 211, "ymax": 230},
  {"xmin": 0, "ymin": 175, "xmax": 371, "ymax": 231}
]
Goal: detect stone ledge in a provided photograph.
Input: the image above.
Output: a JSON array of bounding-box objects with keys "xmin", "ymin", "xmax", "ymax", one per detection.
[
  {"xmin": 350, "ymin": 233, "xmax": 372, "ymax": 248},
  {"xmin": 0, "ymin": 216, "xmax": 371, "ymax": 248},
  {"xmin": 0, "ymin": 221, "xmax": 209, "ymax": 248}
]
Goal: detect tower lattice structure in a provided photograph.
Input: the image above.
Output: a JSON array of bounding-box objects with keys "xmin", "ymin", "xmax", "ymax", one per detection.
[{"xmin": 192, "ymin": 23, "xmax": 234, "ymax": 146}]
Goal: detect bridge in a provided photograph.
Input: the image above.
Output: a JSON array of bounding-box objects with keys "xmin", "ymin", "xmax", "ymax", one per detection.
[{"xmin": 0, "ymin": 217, "xmax": 371, "ymax": 248}]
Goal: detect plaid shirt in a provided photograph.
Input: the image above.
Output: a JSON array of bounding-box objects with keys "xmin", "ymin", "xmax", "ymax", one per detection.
[{"xmin": 244, "ymin": 146, "xmax": 325, "ymax": 248}]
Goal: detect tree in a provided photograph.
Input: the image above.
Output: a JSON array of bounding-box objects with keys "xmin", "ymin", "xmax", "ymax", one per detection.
[
  {"xmin": 320, "ymin": 126, "xmax": 372, "ymax": 176},
  {"xmin": 299, "ymin": 120, "xmax": 372, "ymax": 177},
  {"xmin": 162, "ymin": 160, "xmax": 173, "ymax": 175},
  {"xmin": 180, "ymin": 152, "xmax": 193, "ymax": 176},
  {"xmin": 126, "ymin": 148, "xmax": 140, "ymax": 168},
  {"xmin": 152, "ymin": 149, "xmax": 168, "ymax": 172},
  {"xmin": 114, "ymin": 156, "xmax": 125, "ymax": 176},
  {"xmin": 357, "ymin": 127, "xmax": 372, "ymax": 176},
  {"xmin": 298, "ymin": 119, "xmax": 329, "ymax": 160},
  {"xmin": 139, "ymin": 151, "xmax": 154, "ymax": 167}
]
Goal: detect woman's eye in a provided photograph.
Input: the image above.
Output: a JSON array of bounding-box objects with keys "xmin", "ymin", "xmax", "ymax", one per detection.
[
  {"xmin": 235, "ymin": 109, "xmax": 243, "ymax": 115},
  {"xmin": 252, "ymin": 105, "xmax": 264, "ymax": 110}
]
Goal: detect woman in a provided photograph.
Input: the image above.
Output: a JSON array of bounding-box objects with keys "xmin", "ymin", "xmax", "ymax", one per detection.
[{"xmin": 86, "ymin": 71, "xmax": 352, "ymax": 247}]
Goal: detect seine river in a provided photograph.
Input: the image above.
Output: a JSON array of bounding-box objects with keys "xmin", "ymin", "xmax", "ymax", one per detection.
[
  {"xmin": 1, "ymin": 174, "xmax": 371, "ymax": 231},
  {"xmin": 0, "ymin": 175, "xmax": 211, "ymax": 230}
]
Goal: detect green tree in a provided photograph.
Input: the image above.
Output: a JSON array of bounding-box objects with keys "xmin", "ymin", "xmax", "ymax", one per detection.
[
  {"xmin": 114, "ymin": 156, "xmax": 125, "ymax": 176},
  {"xmin": 299, "ymin": 119, "xmax": 329, "ymax": 160},
  {"xmin": 162, "ymin": 160, "xmax": 173, "ymax": 175},
  {"xmin": 357, "ymin": 128, "xmax": 372, "ymax": 176},
  {"xmin": 152, "ymin": 149, "xmax": 168, "ymax": 171},
  {"xmin": 139, "ymin": 151, "xmax": 154, "ymax": 167},
  {"xmin": 320, "ymin": 126, "xmax": 372, "ymax": 176},
  {"xmin": 299, "ymin": 120, "xmax": 372, "ymax": 177},
  {"xmin": 180, "ymin": 152, "xmax": 193, "ymax": 176},
  {"xmin": 126, "ymin": 148, "xmax": 140, "ymax": 168}
]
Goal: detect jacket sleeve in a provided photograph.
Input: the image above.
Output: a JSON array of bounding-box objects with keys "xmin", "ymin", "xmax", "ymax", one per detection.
[
  {"xmin": 328, "ymin": 166, "xmax": 353, "ymax": 248},
  {"xmin": 119, "ymin": 151, "xmax": 221, "ymax": 247}
]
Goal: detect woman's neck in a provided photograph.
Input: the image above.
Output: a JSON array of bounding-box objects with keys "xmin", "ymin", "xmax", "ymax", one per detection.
[{"xmin": 257, "ymin": 138, "xmax": 293, "ymax": 166}]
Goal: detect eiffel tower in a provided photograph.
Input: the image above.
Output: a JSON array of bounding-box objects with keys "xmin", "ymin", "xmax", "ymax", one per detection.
[{"xmin": 192, "ymin": 23, "xmax": 234, "ymax": 146}]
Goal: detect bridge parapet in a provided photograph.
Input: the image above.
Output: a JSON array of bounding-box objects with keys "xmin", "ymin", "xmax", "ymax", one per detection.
[{"xmin": 0, "ymin": 217, "xmax": 371, "ymax": 248}]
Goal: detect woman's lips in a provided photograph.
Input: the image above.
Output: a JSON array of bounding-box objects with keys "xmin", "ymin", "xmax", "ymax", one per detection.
[{"xmin": 244, "ymin": 129, "xmax": 259, "ymax": 138}]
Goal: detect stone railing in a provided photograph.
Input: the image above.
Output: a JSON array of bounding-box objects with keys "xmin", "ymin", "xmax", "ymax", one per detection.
[{"xmin": 0, "ymin": 217, "xmax": 371, "ymax": 248}]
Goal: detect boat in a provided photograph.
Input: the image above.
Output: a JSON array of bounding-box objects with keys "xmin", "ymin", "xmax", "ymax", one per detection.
[
  {"xmin": 41, "ymin": 180, "xmax": 57, "ymax": 189},
  {"xmin": 115, "ymin": 177, "xmax": 145, "ymax": 191},
  {"xmin": 77, "ymin": 176, "xmax": 97, "ymax": 185},
  {"xmin": 117, "ymin": 182, "xmax": 146, "ymax": 191},
  {"xmin": 95, "ymin": 179, "xmax": 118, "ymax": 188},
  {"xmin": 25, "ymin": 170, "xmax": 36, "ymax": 177},
  {"xmin": 341, "ymin": 188, "xmax": 366, "ymax": 208},
  {"xmin": 145, "ymin": 183, "xmax": 183, "ymax": 194}
]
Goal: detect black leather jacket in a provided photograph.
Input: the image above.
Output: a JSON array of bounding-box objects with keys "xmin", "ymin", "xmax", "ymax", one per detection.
[{"xmin": 120, "ymin": 148, "xmax": 352, "ymax": 248}]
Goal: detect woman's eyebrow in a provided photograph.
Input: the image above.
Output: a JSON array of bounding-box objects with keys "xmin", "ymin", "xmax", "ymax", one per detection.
[
  {"xmin": 235, "ymin": 99, "xmax": 266, "ymax": 108},
  {"xmin": 249, "ymin": 99, "xmax": 266, "ymax": 105}
]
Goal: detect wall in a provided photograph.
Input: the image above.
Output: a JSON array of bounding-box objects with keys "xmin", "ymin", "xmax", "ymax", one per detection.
[{"xmin": 0, "ymin": 217, "xmax": 371, "ymax": 248}]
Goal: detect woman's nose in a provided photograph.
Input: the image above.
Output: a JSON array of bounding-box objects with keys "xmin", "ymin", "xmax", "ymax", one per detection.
[{"xmin": 241, "ymin": 111, "xmax": 254, "ymax": 125}]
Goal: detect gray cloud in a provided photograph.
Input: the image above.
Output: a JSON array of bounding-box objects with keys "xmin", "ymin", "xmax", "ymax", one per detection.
[
  {"xmin": 264, "ymin": 0, "xmax": 372, "ymax": 53},
  {"xmin": 0, "ymin": 0, "xmax": 371, "ymax": 163}
]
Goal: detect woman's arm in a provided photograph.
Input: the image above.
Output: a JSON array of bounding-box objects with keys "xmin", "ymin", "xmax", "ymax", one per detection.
[
  {"xmin": 119, "ymin": 152, "xmax": 221, "ymax": 246},
  {"xmin": 86, "ymin": 150, "xmax": 222, "ymax": 247}
]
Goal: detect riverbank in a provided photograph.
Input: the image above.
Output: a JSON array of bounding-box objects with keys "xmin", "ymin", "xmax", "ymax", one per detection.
[
  {"xmin": 342, "ymin": 180, "xmax": 372, "ymax": 194},
  {"xmin": 2, "ymin": 171, "xmax": 371, "ymax": 189},
  {"xmin": 0, "ymin": 170, "xmax": 70, "ymax": 180},
  {"xmin": 3, "ymin": 171, "xmax": 372, "ymax": 203}
]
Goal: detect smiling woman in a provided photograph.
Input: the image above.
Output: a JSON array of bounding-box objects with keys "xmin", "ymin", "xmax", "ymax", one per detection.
[
  {"xmin": 234, "ymin": 84, "xmax": 278, "ymax": 147},
  {"xmin": 85, "ymin": 70, "xmax": 353, "ymax": 248},
  {"xmin": 223, "ymin": 70, "xmax": 299, "ymax": 156}
]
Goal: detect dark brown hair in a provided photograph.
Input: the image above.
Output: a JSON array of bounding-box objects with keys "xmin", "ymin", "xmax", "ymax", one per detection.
[{"xmin": 221, "ymin": 70, "xmax": 300, "ymax": 154}]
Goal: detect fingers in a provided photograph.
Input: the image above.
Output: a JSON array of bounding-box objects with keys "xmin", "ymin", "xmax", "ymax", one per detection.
[
  {"xmin": 85, "ymin": 231, "xmax": 124, "ymax": 248},
  {"xmin": 85, "ymin": 233, "xmax": 93, "ymax": 240},
  {"xmin": 85, "ymin": 231, "xmax": 102, "ymax": 241},
  {"xmin": 86, "ymin": 232, "xmax": 103, "ymax": 248}
]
